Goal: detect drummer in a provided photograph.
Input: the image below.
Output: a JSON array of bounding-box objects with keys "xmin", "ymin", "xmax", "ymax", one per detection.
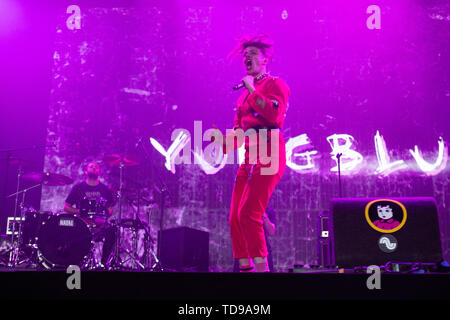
[{"xmin": 64, "ymin": 161, "xmax": 116, "ymax": 267}]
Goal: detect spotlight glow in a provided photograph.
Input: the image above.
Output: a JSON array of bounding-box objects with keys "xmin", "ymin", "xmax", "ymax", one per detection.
[{"xmin": 0, "ymin": 0, "xmax": 23, "ymax": 36}]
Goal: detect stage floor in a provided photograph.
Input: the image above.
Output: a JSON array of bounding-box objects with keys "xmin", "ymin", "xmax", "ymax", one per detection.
[{"xmin": 1, "ymin": 269, "xmax": 449, "ymax": 301}]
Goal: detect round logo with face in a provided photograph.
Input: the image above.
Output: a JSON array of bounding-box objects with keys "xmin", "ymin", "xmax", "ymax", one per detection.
[
  {"xmin": 365, "ymin": 199, "xmax": 407, "ymax": 233},
  {"xmin": 378, "ymin": 234, "xmax": 398, "ymax": 253}
]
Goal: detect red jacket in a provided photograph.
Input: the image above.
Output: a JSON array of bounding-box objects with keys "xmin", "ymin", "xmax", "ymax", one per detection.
[
  {"xmin": 223, "ymin": 75, "xmax": 290, "ymax": 154},
  {"xmin": 234, "ymin": 75, "xmax": 290, "ymax": 131}
]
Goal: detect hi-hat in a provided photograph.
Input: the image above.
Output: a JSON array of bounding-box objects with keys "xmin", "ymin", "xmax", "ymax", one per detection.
[
  {"xmin": 110, "ymin": 218, "xmax": 145, "ymax": 230},
  {"xmin": 103, "ymin": 153, "xmax": 140, "ymax": 167},
  {"xmin": 22, "ymin": 172, "xmax": 74, "ymax": 186}
]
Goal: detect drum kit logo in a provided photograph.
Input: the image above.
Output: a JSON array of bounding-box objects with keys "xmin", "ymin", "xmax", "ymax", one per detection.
[{"xmin": 59, "ymin": 218, "xmax": 75, "ymax": 227}]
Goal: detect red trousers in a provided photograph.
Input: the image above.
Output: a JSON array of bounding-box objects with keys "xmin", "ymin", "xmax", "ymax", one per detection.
[{"xmin": 229, "ymin": 131, "xmax": 286, "ymax": 259}]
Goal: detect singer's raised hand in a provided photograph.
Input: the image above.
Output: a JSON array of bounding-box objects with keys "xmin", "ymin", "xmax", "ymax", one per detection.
[{"xmin": 242, "ymin": 75, "xmax": 255, "ymax": 93}]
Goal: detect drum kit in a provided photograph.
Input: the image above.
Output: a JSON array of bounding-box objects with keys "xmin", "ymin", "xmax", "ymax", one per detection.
[{"xmin": 1, "ymin": 152, "xmax": 163, "ymax": 271}]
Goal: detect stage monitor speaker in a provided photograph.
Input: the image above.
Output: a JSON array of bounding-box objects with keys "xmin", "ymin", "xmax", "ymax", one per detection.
[
  {"xmin": 157, "ymin": 226, "xmax": 209, "ymax": 272},
  {"xmin": 330, "ymin": 197, "xmax": 443, "ymax": 268}
]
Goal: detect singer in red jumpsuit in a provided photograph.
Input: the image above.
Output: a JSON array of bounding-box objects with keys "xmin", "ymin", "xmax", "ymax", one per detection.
[{"xmin": 224, "ymin": 35, "xmax": 290, "ymax": 272}]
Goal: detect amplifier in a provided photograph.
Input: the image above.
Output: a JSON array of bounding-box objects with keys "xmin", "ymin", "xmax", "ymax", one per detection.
[
  {"xmin": 330, "ymin": 197, "xmax": 443, "ymax": 268},
  {"xmin": 158, "ymin": 226, "xmax": 209, "ymax": 272}
]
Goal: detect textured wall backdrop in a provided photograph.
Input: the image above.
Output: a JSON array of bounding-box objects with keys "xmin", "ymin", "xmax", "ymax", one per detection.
[{"xmin": 42, "ymin": 2, "xmax": 450, "ymax": 271}]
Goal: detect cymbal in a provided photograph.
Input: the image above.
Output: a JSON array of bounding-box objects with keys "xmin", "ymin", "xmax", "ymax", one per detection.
[
  {"xmin": 2, "ymin": 157, "xmax": 33, "ymax": 166},
  {"xmin": 22, "ymin": 172, "xmax": 74, "ymax": 186},
  {"xmin": 103, "ymin": 153, "xmax": 140, "ymax": 167}
]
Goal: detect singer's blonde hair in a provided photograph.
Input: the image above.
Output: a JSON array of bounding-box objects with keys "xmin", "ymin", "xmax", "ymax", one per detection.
[{"xmin": 227, "ymin": 33, "xmax": 274, "ymax": 63}]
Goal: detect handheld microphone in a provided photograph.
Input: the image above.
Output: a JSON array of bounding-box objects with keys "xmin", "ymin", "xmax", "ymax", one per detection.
[{"xmin": 232, "ymin": 81, "xmax": 245, "ymax": 91}]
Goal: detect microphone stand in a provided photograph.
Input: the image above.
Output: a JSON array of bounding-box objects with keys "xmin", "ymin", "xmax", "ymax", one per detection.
[{"xmin": 336, "ymin": 153, "xmax": 343, "ymax": 198}]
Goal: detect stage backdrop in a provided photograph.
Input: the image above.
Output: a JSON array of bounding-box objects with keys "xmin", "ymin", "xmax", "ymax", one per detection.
[{"xmin": 42, "ymin": 1, "xmax": 450, "ymax": 271}]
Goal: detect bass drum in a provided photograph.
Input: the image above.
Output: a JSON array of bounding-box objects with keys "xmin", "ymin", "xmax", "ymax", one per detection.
[
  {"xmin": 37, "ymin": 214, "xmax": 93, "ymax": 269},
  {"xmin": 22, "ymin": 210, "xmax": 52, "ymax": 245}
]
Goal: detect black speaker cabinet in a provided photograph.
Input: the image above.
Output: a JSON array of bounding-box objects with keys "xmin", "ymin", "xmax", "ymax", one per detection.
[
  {"xmin": 157, "ymin": 226, "xmax": 209, "ymax": 272},
  {"xmin": 330, "ymin": 197, "xmax": 443, "ymax": 268}
]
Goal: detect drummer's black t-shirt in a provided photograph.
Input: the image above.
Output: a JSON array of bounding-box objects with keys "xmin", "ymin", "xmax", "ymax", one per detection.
[{"xmin": 65, "ymin": 181, "xmax": 115, "ymax": 209}]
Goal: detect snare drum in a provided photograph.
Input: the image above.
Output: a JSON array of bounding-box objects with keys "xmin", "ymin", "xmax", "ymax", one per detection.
[{"xmin": 37, "ymin": 214, "xmax": 92, "ymax": 269}]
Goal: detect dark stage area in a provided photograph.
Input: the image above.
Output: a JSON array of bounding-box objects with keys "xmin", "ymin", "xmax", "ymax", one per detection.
[{"xmin": 1, "ymin": 270, "xmax": 450, "ymax": 301}]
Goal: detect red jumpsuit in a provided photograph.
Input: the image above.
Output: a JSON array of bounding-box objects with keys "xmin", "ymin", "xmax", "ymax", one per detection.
[{"xmin": 225, "ymin": 75, "xmax": 290, "ymax": 259}]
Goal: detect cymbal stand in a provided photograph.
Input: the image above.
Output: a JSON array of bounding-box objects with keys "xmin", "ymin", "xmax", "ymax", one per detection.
[
  {"xmin": 118, "ymin": 226, "xmax": 145, "ymax": 270},
  {"xmin": 6, "ymin": 183, "xmax": 41, "ymax": 268},
  {"xmin": 127, "ymin": 187, "xmax": 143, "ymax": 269},
  {"xmin": 144, "ymin": 205, "xmax": 162, "ymax": 271},
  {"xmin": 136, "ymin": 137, "xmax": 172, "ymax": 271},
  {"xmin": 109, "ymin": 161, "xmax": 146, "ymax": 270},
  {"xmin": 0, "ymin": 145, "xmax": 50, "ymax": 268},
  {"xmin": 117, "ymin": 194, "xmax": 153, "ymax": 270},
  {"xmin": 7, "ymin": 164, "xmax": 22, "ymax": 268},
  {"xmin": 110, "ymin": 161, "xmax": 125, "ymax": 270},
  {"xmin": 157, "ymin": 185, "xmax": 166, "ymax": 264},
  {"xmin": 134, "ymin": 196, "xmax": 161, "ymax": 271}
]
